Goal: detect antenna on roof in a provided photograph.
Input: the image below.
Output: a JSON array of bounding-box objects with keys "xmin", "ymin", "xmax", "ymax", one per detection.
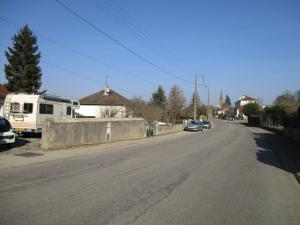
[
  {"xmin": 105, "ymin": 75, "xmax": 109, "ymax": 87},
  {"xmin": 103, "ymin": 75, "xmax": 110, "ymax": 96}
]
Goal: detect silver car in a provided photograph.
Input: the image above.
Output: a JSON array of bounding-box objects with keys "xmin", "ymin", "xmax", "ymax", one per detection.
[
  {"xmin": 202, "ymin": 121, "xmax": 211, "ymax": 129},
  {"xmin": 184, "ymin": 120, "xmax": 203, "ymax": 132},
  {"xmin": 0, "ymin": 117, "xmax": 16, "ymax": 146}
]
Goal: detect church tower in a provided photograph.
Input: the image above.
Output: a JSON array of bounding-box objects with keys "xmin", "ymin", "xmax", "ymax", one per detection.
[{"xmin": 217, "ymin": 90, "xmax": 224, "ymax": 108}]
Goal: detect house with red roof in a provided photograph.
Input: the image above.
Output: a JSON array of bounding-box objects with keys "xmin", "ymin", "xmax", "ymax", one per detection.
[
  {"xmin": 0, "ymin": 84, "xmax": 9, "ymax": 116},
  {"xmin": 234, "ymin": 95, "xmax": 256, "ymax": 119}
]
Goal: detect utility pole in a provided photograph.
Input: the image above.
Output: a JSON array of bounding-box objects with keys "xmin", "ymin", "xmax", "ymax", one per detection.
[
  {"xmin": 194, "ymin": 75, "xmax": 198, "ymax": 120},
  {"xmin": 207, "ymin": 85, "xmax": 210, "ymax": 107},
  {"xmin": 205, "ymin": 85, "xmax": 210, "ymax": 118}
]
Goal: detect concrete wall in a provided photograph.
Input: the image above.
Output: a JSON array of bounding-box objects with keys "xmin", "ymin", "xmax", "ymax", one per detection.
[
  {"xmin": 155, "ymin": 124, "xmax": 185, "ymax": 136},
  {"xmin": 284, "ymin": 127, "xmax": 300, "ymax": 142},
  {"xmin": 41, "ymin": 118, "xmax": 146, "ymax": 149}
]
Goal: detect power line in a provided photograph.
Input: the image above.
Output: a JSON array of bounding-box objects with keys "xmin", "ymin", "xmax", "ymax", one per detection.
[
  {"xmin": 0, "ymin": 39, "xmax": 145, "ymax": 97},
  {"xmin": 0, "ymin": 16, "xmax": 157, "ymax": 87},
  {"xmin": 94, "ymin": 0, "xmax": 181, "ymax": 68},
  {"xmin": 99, "ymin": 0, "xmax": 178, "ymax": 58},
  {"xmin": 41, "ymin": 60, "xmax": 145, "ymax": 98},
  {"xmin": 40, "ymin": 60, "xmax": 148, "ymax": 97},
  {"xmin": 55, "ymin": 0, "xmax": 193, "ymax": 84},
  {"xmin": 41, "ymin": 60, "xmax": 103, "ymax": 84}
]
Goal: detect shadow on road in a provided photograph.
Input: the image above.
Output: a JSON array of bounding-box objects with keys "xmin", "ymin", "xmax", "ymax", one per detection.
[
  {"xmin": 0, "ymin": 137, "xmax": 31, "ymax": 152},
  {"xmin": 0, "ymin": 133, "xmax": 41, "ymax": 153},
  {"xmin": 253, "ymin": 131, "xmax": 300, "ymax": 179}
]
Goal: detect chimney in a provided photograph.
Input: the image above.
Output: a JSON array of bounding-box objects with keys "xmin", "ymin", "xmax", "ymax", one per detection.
[{"xmin": 103, "ymin": 85, "xmax": 110, "ymax": 96}]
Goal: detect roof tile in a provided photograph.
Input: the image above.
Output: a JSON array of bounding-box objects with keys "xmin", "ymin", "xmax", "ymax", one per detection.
[{"xmin": 80, "ymin": 89, "xmax": 129, "ymax": 106}]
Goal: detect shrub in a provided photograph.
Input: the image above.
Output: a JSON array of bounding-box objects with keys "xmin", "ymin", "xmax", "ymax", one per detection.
[{"xmin": 242, "ymin": 103, "xmax": 260, "ymax": 116}]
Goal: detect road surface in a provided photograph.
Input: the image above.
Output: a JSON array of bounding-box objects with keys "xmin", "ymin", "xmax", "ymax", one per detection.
[{"xmin": 0, "ymin": 119, "xmax": 300, "ymax": 225}]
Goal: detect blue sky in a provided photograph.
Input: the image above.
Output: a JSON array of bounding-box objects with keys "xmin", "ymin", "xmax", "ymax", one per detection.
[{"xmin": 0, "ymin": 0, "xmax": 299, "ymax": 105}]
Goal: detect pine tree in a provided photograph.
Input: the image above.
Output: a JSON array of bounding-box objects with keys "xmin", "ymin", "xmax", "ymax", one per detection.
[
  {"xmin": 150, "ymin": 85, "xmax": 167, "ymax": 107},
  {"xmin": 4, "ymin": 25, "xmax": 42, "ymax": 93},
  {"xmin": 224, "ymin": 95, "xmax": 231, "ymax": 107}
]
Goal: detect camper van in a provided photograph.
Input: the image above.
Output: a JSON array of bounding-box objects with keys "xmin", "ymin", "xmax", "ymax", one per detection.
[{"xmin": 2, "ymin": 93, "xmax": 80, "ymax": 134}]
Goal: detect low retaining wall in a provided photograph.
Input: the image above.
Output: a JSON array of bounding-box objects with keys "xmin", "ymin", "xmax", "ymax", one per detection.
[
  {"xmin": 41, "ymin": 118, "xmax": 146, "ymax": 149},
  {"xmin": 155, "ymin": 124, "xmax": 185, "ymax": 136},
  {"xmin": 284, "ymin": 127, "xmax": 300, "ymax": 142}
]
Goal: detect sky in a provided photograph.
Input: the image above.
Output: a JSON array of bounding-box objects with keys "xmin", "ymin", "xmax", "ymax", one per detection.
[{"xmin": 0, "ymin": 0, "xmax": 299, "ymax": 105}]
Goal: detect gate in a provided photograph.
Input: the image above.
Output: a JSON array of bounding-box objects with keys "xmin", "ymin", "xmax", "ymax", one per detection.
[{"xmin": 146, "ymin": 122, "xmax": 156, "ymax": 137}]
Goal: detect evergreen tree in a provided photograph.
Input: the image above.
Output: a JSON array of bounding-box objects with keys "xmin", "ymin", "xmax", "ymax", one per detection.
[
  {"xmin": 4, "ymin": 25, "xmax": 42, "ymax": 93},
  {"xmin": 191, "ymin": 91, "xmax": 201, "ymax": 108},
  {"xmin": 224, "ymin": 95, "xmax": 231, "ymax": 107},
  {"xmin": 150, "ymin": 85, "xmax": 167, "ymax": 107}
]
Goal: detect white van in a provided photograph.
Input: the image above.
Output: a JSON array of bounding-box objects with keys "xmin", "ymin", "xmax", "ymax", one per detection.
[{"xmin": 2, "ymin": 93, "xmax": 79, "ymax": 134}]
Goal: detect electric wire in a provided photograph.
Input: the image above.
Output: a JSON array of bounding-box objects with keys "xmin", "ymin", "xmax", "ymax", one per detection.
[
  {"xmin": 98, "ymin": 0, "xmax": 178, "ymax": 57},
  {"xmin": 55, "ymin": 0, "xmax": 193, "ymax": 84},
  {"xmin": 0, "ymin": 16, "xmax": 157, "ymax": 88},
  {"xmin": 0, "ymin": 40, "xmax": 146, "ymax": 98}
]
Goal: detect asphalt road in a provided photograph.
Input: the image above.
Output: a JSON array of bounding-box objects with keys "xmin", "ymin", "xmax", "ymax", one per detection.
[{"xmin": 0, "ymin": 119, "xmax": 300, "ymax": 225}]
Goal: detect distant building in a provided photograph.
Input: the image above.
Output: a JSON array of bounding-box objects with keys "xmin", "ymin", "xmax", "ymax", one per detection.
[
  {"xmin": 76, "ymin": 86, "xmax": 129, "ymax": 118},
  {"xmin": 216, "ymin": 90, "xmax": 227, "ymax": 116},
  {"xmin": 0, "ymin": 84, "xmax": 9, "ymax": 116},
  {"xmin": 235, "ymin": 95, "xmax": 256, "ymax": 119},
  {"xmin": 217, "ymin": 90, "xmax": 224, "ymax": 109}
]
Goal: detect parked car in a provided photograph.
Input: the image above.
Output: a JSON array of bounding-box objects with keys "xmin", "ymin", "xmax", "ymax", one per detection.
[
  {"xmin": 0, "ymin": 116, "xmax": 16, "ymax": 146},
  {"xmin": 184, "ymin": 120, "xmax": 203, "ymax": 132},
  {"xmin": 202, "ymin": 121, "xmax": 211, "ymax": 129}
]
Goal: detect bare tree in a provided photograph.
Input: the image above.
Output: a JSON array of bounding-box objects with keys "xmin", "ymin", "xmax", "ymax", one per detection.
[
  {"xmin": 274, "ymin": 90, "xmax": 296, "ymax": 105},
  {"xmin": 274, "ymin": 90, "xmax": 298, "ymax": 113},
  {"xmin": 295, "ymin": 90, "xmax": 300, "ymax": 104},
  {"xmin": 101, "ymin": 107, "xmax": 119, "ymax": 118},
  {"xmin": 143, "ymin": 104, "xmax": 163, "ymax": 122},
  {"xmin": 127, "ymin": 97, "xmax": 147, "ymax": 118},
  {"xmin": 167, "ymin": 85, "xmax": 186, "ymax": 122},
  {"xmin": 127, "ymin": 97, "xmax": 163, "ymax": 121}
]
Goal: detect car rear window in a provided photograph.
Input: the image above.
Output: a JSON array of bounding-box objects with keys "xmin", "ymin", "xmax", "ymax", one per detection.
[{"xmin": 0, "ymin": 118, "xmax": 11, "ymax": 132}]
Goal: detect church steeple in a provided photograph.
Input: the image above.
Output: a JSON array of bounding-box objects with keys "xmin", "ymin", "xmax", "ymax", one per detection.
[{"xmin": 218, "ymin": 90, "xmax": 224, "ymax": 108}]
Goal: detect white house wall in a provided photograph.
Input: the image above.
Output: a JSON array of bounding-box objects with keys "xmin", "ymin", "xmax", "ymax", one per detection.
[{"xmin": 76, "ymin": 105, "xmax": 126, "ymax": 118}]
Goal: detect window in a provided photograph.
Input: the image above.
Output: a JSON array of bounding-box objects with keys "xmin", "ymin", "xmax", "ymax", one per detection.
[
  {"xmin": 23, "ymin": 103, "xmax": 33, "ymax": 114},
  {"xmin": 0, "ymin": 118, "xmax": 11, "ymax": 132},
  {"xmin": 67, "ymin": 106, "xmax": 71, "ymax": 115},
  {"xmin": 73, "ymin": 101, "xmax": 79, "ymax": 106},
  {"xmin": 10, "ymin": 103, "xmax": 20, "ymax": 113},
  {"xmin": 39, "ymin": 104, "xmax": 53, "ymax": 114}
]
